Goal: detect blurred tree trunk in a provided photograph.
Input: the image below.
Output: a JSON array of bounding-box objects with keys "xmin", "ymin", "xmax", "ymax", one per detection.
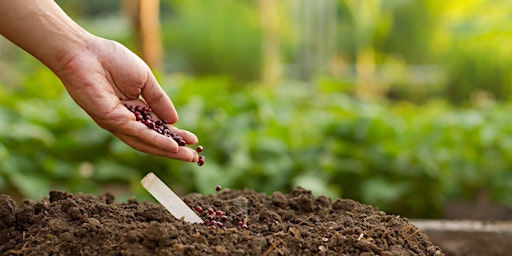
[
  {"xmin": 122, "ymin": 0, "xmax": 163, "ymax": 72},
  {"xmin": 259, "ymin": 0, "xmax": 282, "ymax": 88}
]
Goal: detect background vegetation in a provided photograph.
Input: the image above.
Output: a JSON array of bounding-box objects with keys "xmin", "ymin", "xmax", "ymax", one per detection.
[{"xmin": 1, "ymin": 0, "xmax": 512, "ymax": 219}]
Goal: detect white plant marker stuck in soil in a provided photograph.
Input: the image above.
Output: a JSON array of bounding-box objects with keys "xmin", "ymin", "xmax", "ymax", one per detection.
[{"xmin": 141, "ymin": 172, "xmax": 203, "ymax": 224}]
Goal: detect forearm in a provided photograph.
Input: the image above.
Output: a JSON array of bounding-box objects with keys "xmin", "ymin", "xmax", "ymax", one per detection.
[{"xmin": 0, "ymin": 0, "xmax": 93, "ymax": 73}]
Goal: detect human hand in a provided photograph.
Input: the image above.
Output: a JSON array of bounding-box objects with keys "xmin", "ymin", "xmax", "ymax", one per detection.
[{"xmin": 54, "ymin": 36, "xmax": 199, "ymax": 162}]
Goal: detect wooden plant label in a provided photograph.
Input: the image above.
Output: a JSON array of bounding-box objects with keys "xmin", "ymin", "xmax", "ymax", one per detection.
[{"xmin": 141, "ymin": 172, "xmax": 203, "ymax": 224}]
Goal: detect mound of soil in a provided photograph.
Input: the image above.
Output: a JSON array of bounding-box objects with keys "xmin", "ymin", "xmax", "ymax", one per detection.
[{"xmin": 0, "ymin": 187, "xmax": 443, "ymax": 255}]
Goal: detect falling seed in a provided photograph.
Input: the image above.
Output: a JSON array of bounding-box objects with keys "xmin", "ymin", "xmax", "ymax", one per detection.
[{"xmin": 198, "ymin": 156, "xmax": 205, "ymax": 166}]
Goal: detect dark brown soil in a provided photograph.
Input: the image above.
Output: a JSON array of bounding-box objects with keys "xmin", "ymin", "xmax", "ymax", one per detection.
[{"xmin": 0, "ymin": 187, "xmax": 443, "ymax": 255}]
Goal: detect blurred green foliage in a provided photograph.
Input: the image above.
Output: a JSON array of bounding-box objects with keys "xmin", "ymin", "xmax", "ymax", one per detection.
[
  {"xmin": 1, "ymin": 68, "xmax": 512, "ymax": 218},
  {"xmin": 161, "ymin": 0, "xmax": 263, "ymax": 80},
  {"xmin": 1, "ymin": 0, "xmax": 512, "ymax": 219}
]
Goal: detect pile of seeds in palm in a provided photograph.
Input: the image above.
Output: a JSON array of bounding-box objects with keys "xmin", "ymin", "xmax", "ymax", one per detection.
[{"xmin": 124, "ymin": 103, "xmax": 205, "ymax": 165}]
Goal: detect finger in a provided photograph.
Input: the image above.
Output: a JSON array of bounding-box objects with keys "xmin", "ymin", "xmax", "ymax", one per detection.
[
  {"xmin": 118, "ymin": 119, "xmax": 181, "ymax": 153},
  {"xmin": 166, "ymin": 126, "xmax": 199, "ymax": 145},
  {"xmin": 141, "ymin": 72, "xmax": 179, "ymax": 124},
  {"xmin": 113, "ymin": 130, "xmax": 199, "ymax": 162},
  {"xmin": 122, "ymin": 98, "xmax": 148, "ymax": 108}
]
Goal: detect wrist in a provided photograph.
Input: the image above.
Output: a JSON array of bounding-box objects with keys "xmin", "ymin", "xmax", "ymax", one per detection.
[
  {"xmin": 51, "ymin": 32, "xmax": 96, "ymax": 75},
  {"xmin": 29, "ymin": 3, "xmax": 96, "ymax": 74}
]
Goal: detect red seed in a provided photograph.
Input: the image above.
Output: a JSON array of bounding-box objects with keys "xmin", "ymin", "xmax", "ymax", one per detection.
[
  {"xmin": 220, "ymin": 216, "xmax": 228, "ymax": 222},
  {"xmin": 203, "ymin": 219, "xmax": 210, "ymax": 226},
  {"xmin": 241, "ymin": 224, "xmax": 248, "ymax": 229},
  {"xmin": 208, "ymin": 208, "xmax": 214, "ymax": 215},
  {"xmin": 237, "ymin": 221, "xmax": 243, "ymax": 227},
  {"xmin": 198, "ymin": 156, "xmax": 205, "ymax": 166},
  {"xmin": 215, "ymin": 210, "xmax": 223, "ymax": 216},
  {"xmin": 195, "ymin": 206, "xmax": 203, "ymax": 214},
  {"xmin": 215, "ymin": 185, "xmax": 222, "ymax": 191},
  {"xmin": 196, "ymin": 145, "xmax": 203, "ymax": 153}
]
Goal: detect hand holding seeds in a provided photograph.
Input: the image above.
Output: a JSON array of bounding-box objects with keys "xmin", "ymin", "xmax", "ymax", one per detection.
[
  {"xmin": 0, "ymin": 0, "xmax": 200, "ymax": 162},
  {"xmin": 55, "ymin": 37, "xmax": 199, "ymax": 162}
]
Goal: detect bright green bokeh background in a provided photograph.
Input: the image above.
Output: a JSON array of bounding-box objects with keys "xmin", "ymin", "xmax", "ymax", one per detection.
[{"xmin": 1, "ymin": 0, "xmax": 512, "ymax": 218}]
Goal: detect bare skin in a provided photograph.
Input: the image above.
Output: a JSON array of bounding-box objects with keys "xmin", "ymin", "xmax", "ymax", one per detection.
[{"xmin": 0, "ymin": 0, "xmax": 199, "ymax": 162}]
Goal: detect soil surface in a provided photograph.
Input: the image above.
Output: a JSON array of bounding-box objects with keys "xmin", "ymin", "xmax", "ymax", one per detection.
[{"xmin": 0, "ymin": 187, "xmax": 443, "ymax": 255}]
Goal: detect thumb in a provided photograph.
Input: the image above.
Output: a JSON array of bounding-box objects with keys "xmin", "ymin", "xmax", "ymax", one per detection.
[{"xmin": 141, "ymin": 72, "xmax": 179, "ymax": 124}]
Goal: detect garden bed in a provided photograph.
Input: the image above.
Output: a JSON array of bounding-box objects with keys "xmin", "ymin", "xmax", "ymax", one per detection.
[
  {"xmin": 413, "ymin": 219, "xmax": 512, "ymax": 256},
  {"xmin": 0, "ymin": 187, "xmax": 443, "ymax": 255}
]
